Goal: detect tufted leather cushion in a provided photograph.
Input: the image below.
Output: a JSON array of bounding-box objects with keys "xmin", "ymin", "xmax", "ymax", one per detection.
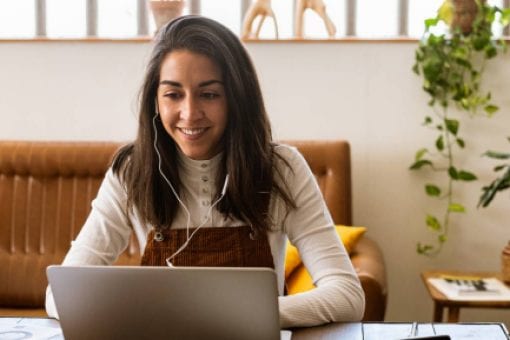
[{"xmin": 0, "ymin": 141, "xmax": 140, "ymax": 309}]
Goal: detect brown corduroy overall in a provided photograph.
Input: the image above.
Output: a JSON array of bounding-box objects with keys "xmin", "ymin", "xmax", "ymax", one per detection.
[{"xmin": 141, "ymin": 226, "xmax": 275, "ymax": 268}]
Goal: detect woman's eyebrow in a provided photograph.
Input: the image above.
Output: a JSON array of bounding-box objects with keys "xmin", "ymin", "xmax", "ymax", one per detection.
[
  {"xmin": 198, "ymin": 80, "xmax": 224, "ymax": 87},
  {"xmin": 159, "ymin": 79, "xmax": 224, "ymax": 87},
  {"xmin": 159, "ymin": 80, "xmax": 181, "ymax": 87}
]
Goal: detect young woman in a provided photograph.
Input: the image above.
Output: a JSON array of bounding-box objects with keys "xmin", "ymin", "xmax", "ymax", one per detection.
[{"xmin": 45, "ymin": 15, "xmax": 364, "ymax": 328}]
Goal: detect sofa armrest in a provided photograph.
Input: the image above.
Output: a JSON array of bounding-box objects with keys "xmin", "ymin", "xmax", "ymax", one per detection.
[{"xmin": 350, "ymin": 236, "xmax": 387, "ymax": 321}]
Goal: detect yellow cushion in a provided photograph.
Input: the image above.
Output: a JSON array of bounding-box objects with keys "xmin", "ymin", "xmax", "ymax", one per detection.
[
  {"xmin": 284, "ymin": 240, "xmax": 302, "ymax": 278},
  {"xmin": 286, "ymin": 264, "xmax": 315, "ymax": 295},
  {"xmin": 336, "ymin": 225, "xmax": 366, "ymax": 254},
  {"xmin": 284, "ymin": 225, "xmax": 366, "ymax": 295}
]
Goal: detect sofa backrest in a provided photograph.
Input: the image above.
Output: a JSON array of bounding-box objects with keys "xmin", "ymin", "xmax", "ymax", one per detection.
[
  {"xmin": 0, "ymin": 142, "xmax": 139, "ymax": 308},
  {"xmin": 0, "ymin": 140, "xmax": 351, "ymax": 308},
  {"xmin": 285, "ymin": 140, "xmax": 352, "ymax": 225}
]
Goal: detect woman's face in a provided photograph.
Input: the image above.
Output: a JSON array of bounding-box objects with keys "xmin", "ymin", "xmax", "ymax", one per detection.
[{"xmin": 156, "ymin": 50, "xmax": 228, "ymax": 160}]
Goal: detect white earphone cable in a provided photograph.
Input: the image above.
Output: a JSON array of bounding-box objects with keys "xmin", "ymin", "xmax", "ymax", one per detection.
[
  {"xmin": 152, "ymin": 103, "xmax": 229, "ymax": 266},
  {"xmin": 153, "ymin": 113, "xmax": 192, "ymax": 238}
]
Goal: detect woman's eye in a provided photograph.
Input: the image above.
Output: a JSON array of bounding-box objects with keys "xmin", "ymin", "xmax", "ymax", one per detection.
[
  {"xmin": 164, "ymin": 92, "xmax": 182, "ymax": 99},
  {"xmin": 202, "ymin": 92, "xmax": 219, "ymax": 99}
]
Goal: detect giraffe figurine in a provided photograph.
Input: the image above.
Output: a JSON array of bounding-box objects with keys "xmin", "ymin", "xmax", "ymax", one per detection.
[
  {"xmin": 242, "ymin": 0, "xmax": 279, "ymax": 39},
  {"xmin": 294, "ymin": 0, "xmax": 336, "ymax": 38}
]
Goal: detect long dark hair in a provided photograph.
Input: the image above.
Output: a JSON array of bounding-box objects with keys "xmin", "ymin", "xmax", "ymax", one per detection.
[{"xmin": 113, "ymin": 15, "xmax": 295, "ymax": 232}]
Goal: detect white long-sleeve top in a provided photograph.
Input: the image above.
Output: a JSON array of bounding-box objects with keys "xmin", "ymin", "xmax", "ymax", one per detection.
[{"xmin": 45, "ymin": 144, "xmax": 365, "ymax": 328}]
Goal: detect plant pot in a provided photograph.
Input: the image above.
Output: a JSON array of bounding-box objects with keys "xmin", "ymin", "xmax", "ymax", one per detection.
[
  {"xmin": 150, "ymin": 1, "xmax": 185, "ymax": 32},
  {"xmin": 451, "ymin": 0, "xmax": 484, "ymax": 34}
]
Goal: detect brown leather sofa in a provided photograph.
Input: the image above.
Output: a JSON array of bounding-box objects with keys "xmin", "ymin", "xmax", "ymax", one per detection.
[{"xmin": 0, "ymin": 140, "xmax": 387, "ymax": 320}]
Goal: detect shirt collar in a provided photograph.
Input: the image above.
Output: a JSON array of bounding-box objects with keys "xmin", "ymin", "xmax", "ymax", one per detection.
[{"xmin": 177, "ymin": 148, "xmax": 223, "ymax": 174}]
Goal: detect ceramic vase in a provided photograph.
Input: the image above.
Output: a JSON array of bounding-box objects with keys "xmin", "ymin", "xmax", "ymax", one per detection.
[
  {"xmin": 451, "ymin": 0, "xmax": 485, "ymax": 34},
  {"xmin": 150, "ymin": 0, "xmax": 185, "ymax": 32}
]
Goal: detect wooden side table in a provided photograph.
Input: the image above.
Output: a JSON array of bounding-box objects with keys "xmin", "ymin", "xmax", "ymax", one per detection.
[{"xmin": 421, "ymin": 270, "xmax": 510, "ymax": 322}]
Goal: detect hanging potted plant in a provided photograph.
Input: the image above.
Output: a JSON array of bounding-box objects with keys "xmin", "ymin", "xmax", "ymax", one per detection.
[{"xmin": 410, "ymin": 0, "xmax": 510, "ymax": 256}]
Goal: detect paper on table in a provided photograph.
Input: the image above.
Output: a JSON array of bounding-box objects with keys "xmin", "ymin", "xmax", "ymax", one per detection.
[
  {"xmin": 428, "ymin": 277, "xmax": 510, "ymax": 301},
  {"xmin": 280, "ymin": 330, "xmax": 292, "ymax": 340},
  {"xmin": 0, "ymin": 317, "xmax": 63, "ymax": 339}
]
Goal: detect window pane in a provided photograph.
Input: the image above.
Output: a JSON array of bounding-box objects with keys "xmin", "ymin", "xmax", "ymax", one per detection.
[
  {"xmin": 46, "ymin": 0, "xmax": 86, "ymax": 38},
  {"xmin": 201, "ymin": 0, "xmax": 240, "ymax": 35},
  {"xmin": 98, "ymin": 0, "xmax": 137, "ymax": 37},
  {"xmin": 356, "ymin": 0, "xmax": 398, "ymax": 37},
  {"xmin": 0, "ymin": 0, "xmax": 35, "ymax": 38}
]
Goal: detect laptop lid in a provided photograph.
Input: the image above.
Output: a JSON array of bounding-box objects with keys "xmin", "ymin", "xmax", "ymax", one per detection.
[{"xmin": 47, "ymin": 265, "xmax": 280, "ymax": 340}]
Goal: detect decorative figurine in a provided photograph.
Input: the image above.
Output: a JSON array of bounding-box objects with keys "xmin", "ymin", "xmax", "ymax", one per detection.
[
  {"xmin": 294, "ymin": 0, "xmax": 336, "ymax": 38},
  {"xmin": 242, "ymin": 0, "xmax": 279, "ymax": 39}
]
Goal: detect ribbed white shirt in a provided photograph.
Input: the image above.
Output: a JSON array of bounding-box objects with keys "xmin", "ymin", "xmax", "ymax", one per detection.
[{"xmin": 45, "ymin": 144, "xmax": 365, "ymax": 328}]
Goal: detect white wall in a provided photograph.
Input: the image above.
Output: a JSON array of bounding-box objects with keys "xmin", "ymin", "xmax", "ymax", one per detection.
[{"xmin": 1, "ymin": 40, "xmax": 509, "ymax": 325}]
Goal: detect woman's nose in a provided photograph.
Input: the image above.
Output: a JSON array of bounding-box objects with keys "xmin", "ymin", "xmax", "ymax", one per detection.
[{"xmin": 180, "ymin": 96, "xmax": 202, "ymax": 121}]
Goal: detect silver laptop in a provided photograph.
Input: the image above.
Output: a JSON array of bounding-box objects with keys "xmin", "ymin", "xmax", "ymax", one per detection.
[{"xmin": 47, "ymin": 265, "xmax": 281, "ymax": 340}]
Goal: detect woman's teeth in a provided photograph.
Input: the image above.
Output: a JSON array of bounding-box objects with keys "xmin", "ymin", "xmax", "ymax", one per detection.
[{"xmin": 180, "ymin": 128, "xmax": 206, "ymax": 135}]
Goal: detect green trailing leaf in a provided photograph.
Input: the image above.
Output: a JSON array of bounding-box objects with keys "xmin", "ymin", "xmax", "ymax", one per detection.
[
  {"xmin": 423, "ymin": 57, "xmax": 443, "ymax": 83},
  {"xmin": 479, "ymin": 166, "xmax": 510, "ymax": 207},
  {"xmin": 437, "ymin": 0, "xmax": 453, "ymax": 24},
  {"xmin": 456, "ymin": 138, "xmax": 465, "ymax": 148},
  {"xmin": 445, "ymin": 119, "xmax": 459, "ymax": 135},
  {"xmin": 501, "ymin": 8, "xmax": 510, "ymax": 26},
  {"xmin": 424, "ymin": 18, "xmax": 440, "ymax": 29},
  {"xmin": 460, "ymin": 98, "xmax": 469, "ymax": 110},
  {"xmin": 483, "ymin": 151, "xmax": 510, "ymax": 160},
  {"xmin": 448, "ymin": 166, "xmax": 459, "ymax": 180},
  {"xmin": 448, "ymin": 203, "xmax": 465, "ymax": 213},
  {"xmin": 415, "ymin": 148, "xmax": 428, "ymax": 161},
  {"xmin": 417, "ymin": 243, "xmax": 434, "ymax": 255},
  {"xmin": 485, "ymin": 45, "xmax": 497, "ymax": 59},
  {"xmin": 412, "ymin": 63, "xmax": 420, "ymax": 75},
  {"xmin": 458, "ymin": 170, "xmax": 477, "ymax": 181},
  {"xmin": 423, "ymin": 116, "xmax": 432, "ymax": 125},
  {"xmin": 438, "ymin": 234, "xmax": 447, "ymax": 243},
  {"xmin": 409, "ymin": 159, "xmax": 433, "ymax": 170},
  {"xmin": 425, "ymin": 184, "xmax": 441, "ymax": 197},
  {"xmin": 426, "ymin": 215, "xmax": 441, "ymax": 231},
  {"xmin": 436, "ymin": 135, "xmax": 444, "ymax": 151},
  {"xmin": 473, "ymin": 35, "xmax": 490, "ymax": 51},
  {"xmin": 484, "ymin": 104, "xmax": 499, "ymax": 115}
]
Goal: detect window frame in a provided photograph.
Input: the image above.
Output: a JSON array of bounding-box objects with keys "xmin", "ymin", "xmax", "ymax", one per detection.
[{"xmin": 0, "ymin": 0, "xmax": 508, "ymax": 42}]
